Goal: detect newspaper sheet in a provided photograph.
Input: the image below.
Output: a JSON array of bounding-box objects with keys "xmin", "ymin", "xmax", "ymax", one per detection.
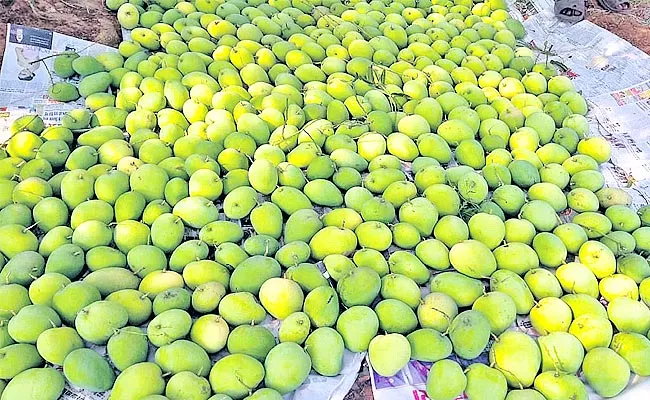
[{"xmin": 0, "ymin": 24, "xmax": 117, "ymax": 138}]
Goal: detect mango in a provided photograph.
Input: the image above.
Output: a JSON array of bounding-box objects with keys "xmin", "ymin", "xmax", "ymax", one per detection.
[
  {"xmin": 449, "ymin": 240, "xmax": 497, "ymax": 278},
  {"xmin": 0, "ymin": 344, "xmax": 43, "ymax": 379},
  {"xmin": 209, "ymin": 354, "xmax": 264, "ymax": 399},
  {"xmin": 568, "ymin": 314, "xmax": 613, "ymax": 350},
  {"xmin": 561, "ymin": 293, "xmax": 607, "ymax": 319},
  {"xmin": 147, "ymin": 309, "xmax": 192, "ymax": 347},
  {"xmin": 407, "ymin": 329, "xmax": 452, "ymax": 362},
  {"xmin": 166, "ymin": 371, "xmax": 212, "ymax": 400},
  {"xmin": 277, "ymin": 312, "xmax": 310, "ymax": 345},
  {"xmin": 153, "ymin": 287, "xmax": 191, "ymax": 315},
  {"xmin": 0, "ymin": 367, "xmax": 64, "ymax": 400},
  {"xmin": 380, "ymin": 273, "xmax": 421, "ymax": 309},
  {"xmin": 610, "ymin": 332, "xmax": 650, "ymax": 376},
  {"xmin": 538, "ymin": 332, "xmax": 584, "ymax": 374},
  {"xmin": 335, "ymin": 306, "xmax": 378, "ymax": 352},
  {"xmin": 264, "ymin": 342, "xmax": 311, "ymax": 394},
  {"xmin": 107, "ymin": 326, "xmax": 149, "ymax": 371},
  {"xmin": 106, "ymin": 289, "xmax": 152, "ymax": 325},
  {"xmin": 218, "ymin": 292, "xmax": 267, "ymax": 326},
  {"xmin": 190, "ymin": 314, "xmax": 229, "ymax": 354},
  {"xmin": 110, "ymin": 362, "xmax": 166, "ymax": 400},
  {"xmin": 368, "ymin": 333, "xmax": 411, "ymax": 377},
  {"xmin": 63, "ymin": 348, "xmax": 115, "ymax": 391},
  {"xmin": 448, "ymin": 310, "xmax": 491, "ymax": 360},
  {"xmin": 192, "ymin": 281, "xmax": 226, "ymax": 314},
  {"xmin": 169, "ymin": 240, "xmax": 209, "ymax": 272},
  {"xmin": 337, "ymin": 267, "xmax": 381, "ymax": 307},
  {"xmin": 155, "ymin": 339, "xmax": 211, "ymax": 377},
  {"xmin": 489, "ymin": 331, "xmax": 541, "ymax": 388},
  {"xmin": 230, "ymin": 256, "xmax": 281, "ymax": 295},
  {"xmin": 309, "ymin": 226, "xmax": 357, "ymax": 260},
  {"xmin": 533, "ymin": 371, "xmax": 587, "ymax": 400},
  {"xmin": 0, "ymin": 284, "xmax": 31, "ymax": 320},
  {"xmin": 529, "ymin": 297, "xmax": 572, "ymax": 335},
  {"xmin": 426, "ymin": 359, "xmax": 467, "ymax": 400},
  {"xmin": 490, "ymin": 269, "xmax": 535, "ymax": 314},
  {"xmin": 582, "ymin": 347, "xmax": 630, "ymax": 398},
  {"xmin": 305, "ymin": 327, "xmax": 344, "ymax": 376},
  {"xmin": 227, "ymin": 325, "xmax": 275, "ymax": 362},
  {"xmin": 465, "ymin": 364, "xmax": 508, "ymax": 400},
  {"xmin": 429, "ymin": 272, "xmax": 484, "ymax": 307},
  {"xmin": 7, "ymin": 304, "xmax": 61, "ymax": 344},
  {"xmin": 75, "ymin": 300, "xmax": 128, "ymax": 344},
  {"xmin": 607, "ymin": 297, "xmax": 650, "ymax": 334},
  {"xmin": 524, "ymin": 268, "xmax": 562, "ymax": 299},
  {"xmin": 0, "ymin": 250, "xmax": 43, "ymax": 286},
  {"xmin": 285, "ymin": 263, "xmax": 328, "ymax": 292},
  {"xmin": 35, "ymin": 327, "xmax": 83, "ymax": 366},
  {"xmin": 472, "ymin": 292, "xmax": 517, "ymax": 335}
]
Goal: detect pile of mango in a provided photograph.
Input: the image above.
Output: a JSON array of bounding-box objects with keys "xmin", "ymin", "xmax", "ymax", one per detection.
[{"xmin": 2, "ymin": 0, "xmax": 650, "ymax": 399}]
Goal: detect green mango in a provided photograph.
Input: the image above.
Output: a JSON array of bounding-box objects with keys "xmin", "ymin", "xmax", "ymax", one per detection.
[
  {"xmin": 264, "ymin": 342, "xmax": 312, "ymax": 394},
  {"xmin": 406, "ymin": 329, "xmax": 453, "ymax": 362},
  {"xmin": 53, "ymin": 52, "xmax": 79, "ymax": 78},
  {"xmin": 429, "ymin": 272, "xmax": 484, "ymax": 307},
  {"xmin": 0, "ymin": 344, "xmax": 43, "ymax": 379},
  {"xmin": 218, "ymin": 292, "xmax": 267, "ymax": 326},
  {"xmin": 301, "ymin": 284, "xmax": 339, "ymax": 326},
  {"xmin": 63, "ymin": 348, "xmax": 115, "ymax": 391},
  {"xmin": 582, "ymin": 347, "xmax": 630, "ymax": 398},
  {"xmin": 425, "ymin": 359, "xmax": 467, "ymax": 400},
  {"xmin": 226, "ymin": 325, "xmax": 276, "ymax": 362},
  {"xmin": 35, "ymin": 327, "xmax": 83, "ymax": 365},
  {"xmin": 448, "ymin": 310, "xmax": 491, "ymax": 359},
  {"xmin": 284, "ymin": 209, "xmax": 323, "ymax": 243},
  {"xmin": 533, "ymin": 371, "xmax": 587, "ymax": 400},
  {"xmin": 538, "ymin": 332, "xmax": 585, "ymax": 374},
  {"xmin": 490, "ymin": 269, "xmax": 535, "ymax": 314},
  {"xmin": 489, "ymin": 331, "xmax": 541, "ymax": 388},
  {"xmin": 0, "ymin": 367, "xmax": 64, "ymax": 400},
  {"xmin": 75, "ymin": 300, "xmax": 129, "ymax": 344},
  {"xmin": 78, "ymin": 72, "xmax": 112, "ymax": 97},
  {"xmin": 48, "ymin": 82, "xmax": 79, "ymax": 102},
  {"xmin": 209, "ymin": 354, "xmax": 264, "ymax": 399},
  {"xmin": 305, "ymin": 327, "xmax": 344, "ymax": 376},
  {"xmin": 472, "ymin": 292, "xmax": 517, "ymax": 335},
  {"xmin": 279, "ymin": 312, "xmax": 311, "ymax": 345},
  {"xmin": 190, "ymin": 314, "xmax": 230, "ymax": 354},
  {"xmin": 155, "ymin": 339, "xmax": 211, "ymax": 377},
  {"xmin": 110, "ymin": 363, "xmax": 166, "ymax": 400},
  {"xmin": 7, "ymin": 305, "xmax": 61, "ymax": 344}
]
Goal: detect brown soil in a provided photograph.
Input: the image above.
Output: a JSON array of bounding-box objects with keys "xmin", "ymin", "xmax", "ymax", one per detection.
[
  {"xmin": 0, "ymin": 1, "xmax": 648, "ymax": 400},
  {"xmin": 587, "ymin": 0, "xmax": 650, "ymax": 54},
  {"xmin": 0, "ymin": 0, "xmax": 122, "ymax": 65},
  {"xmin": 344, "ymin": 361, "xmax": 374, "ymax": 400}
]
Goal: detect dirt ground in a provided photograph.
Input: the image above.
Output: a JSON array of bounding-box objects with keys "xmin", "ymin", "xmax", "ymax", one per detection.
[
  {"xmin": 0, "ymin": 1, "xmax": 648, "ymax": 400},
  {"xmin": 0, "ymin": 0, "xmax": 122, "ymax": 65}
]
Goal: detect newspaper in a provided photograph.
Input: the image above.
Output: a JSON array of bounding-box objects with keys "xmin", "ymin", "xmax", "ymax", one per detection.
[
  {"xmin": 369, "ymin": 1, "xmax": 650, "ymax": 399},
  {"xmin": 0, "ymin": 23, "xmax": 115, "ymax": 140}
]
